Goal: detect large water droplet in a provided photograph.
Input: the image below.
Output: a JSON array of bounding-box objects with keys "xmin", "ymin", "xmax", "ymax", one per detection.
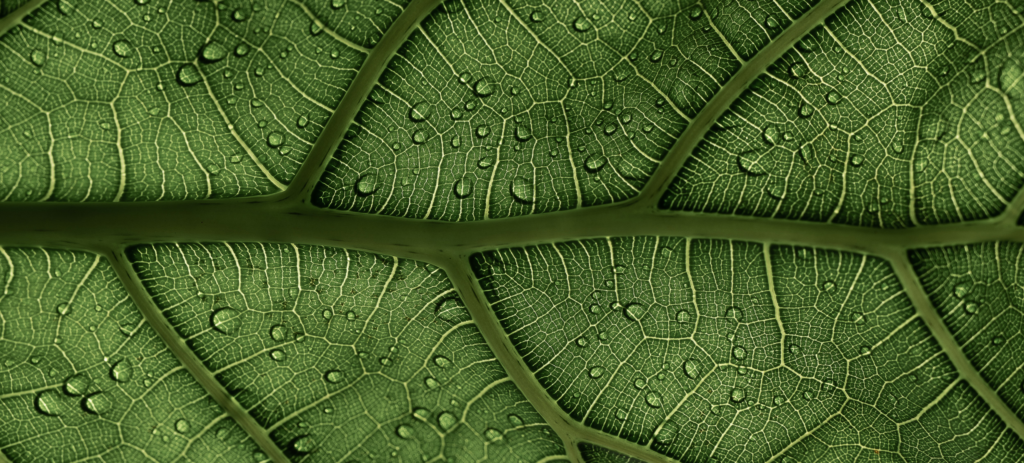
[
  {"xmin": 573, "ymin": 17, "xmax": 592, "ymax": 32},
  {"xmin": 235, "ymin": 43, "xmax": 250, "ymax": 57},
  {"xmin": 35, "ymin": 390, "xmax": 65, "ymax": 416},
  {"xmin": 473, "ymin": 78, "xmax": 494, "ymax": 97},
  {"xmin": 81, "ymin": 391, "xmax": 110, "ymax": 414},
  {"xmin": 589, "ymin": 366, "xmax": 604, "ymax": 378},
  {"xmin": 200, "ymin": 42, "xmax": 227, "ymax": 62},
  {"xmin": 732, "ymin": 346, "xmax": 747, "ymax": 360},
  {"xmin": 266, "ymin": 132, "xmax": 284, "ymax": 148},
  {"xmin": 412, "ymin": 130, "xmax": 428, "ymax": 144},
  {"xmin": 112, "ymin": 40, "xmax": 133, "ymax": 58},
  {"xmin": 63, "ymin": 373, "xmax": 91, "ymax": 396},
  {"xmin": 645, "ymin": 391, "xmax": 662, "ymax": 408},
  {"xmin": 730, "ymin": 388, "xmax": 746, "ymax": 402},
  {"xmin": 396, "ymin": 424, "xmax": 414, "ymax": 439},
  {"xmin": 684, "ymin": 360, "xmax": 700, "ymax": 379},
  {"xmin": 438, "ymin": 412, "xmax": 457, "ymax": 431},
  {"xmin": 510, "ymin": 177, "xmax": 534, "ymax": 204},
  {"xmin": 110, "ymin": 361, "xmax": 132, "ymax": 382},
  {"xmin": 354, "ymin": 173, "xmax": 378, "ymax": 196},
  {"xmin": 826, "ymin": 90, "xmax": 842, "ymax": 105},
  {"xmin": 269, "ymin": 324, "xmax": 287, "ymax": 342},
  {"xmin": 56, "ymin": 302, "xmax": 71, "ymax": 316},
  {"xmin": 452, "ymin": 177, "xmax": 473, "ymax": 199},
  {"xmin": 409, "ymin": 102, "xmax": 430, "ymax": 122},
  {"xmin": 623, "ymin": 303, "xmax": 645, "ymax": 321},
  {"xmin": 584, "ymin": 155, "xmax": 607, "ymax": 173},
  {"xmin": 210, "ymin": 308, "xmax": 241, "ymax": 335},
  {"xmin": 177, "ymin": 64, "xmax": 201, "ymax": 86}
]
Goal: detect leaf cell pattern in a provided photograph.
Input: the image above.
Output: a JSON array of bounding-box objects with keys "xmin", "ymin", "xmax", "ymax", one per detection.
[
  {"xmin": 578, "ymin": 442, "xmax": 644, "ymax": 463},
  {"xmin": 662, "ymin": 0, "xmax": 1024, "ymax": 227},
  {"xmin": 0, "ymin": 0, "xmax": 397, "ymax": 201},
  {"xmin": 129, "ymin": 242, "xmax": 566, "ymax": 462},
  {"xmin": 0, "ymin": 248, "xmax": 258, "ymax": 462},
  {"xmin": 314, "ymin": 0, "xmax": 822, "ymax": 221},
  {"xmin": 473, "ymin": 237, "xmax": 1024, "ymax": 461}
]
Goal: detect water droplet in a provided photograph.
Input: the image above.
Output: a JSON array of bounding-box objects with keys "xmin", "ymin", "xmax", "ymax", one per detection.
[
  {"xmin": 615, "ymin": 409, "xmax": 628, "ymax": 420},
  {"xmin": 589, "ymin": 366, "xmax": 604, "ymax": 378},
  {"xmin": 436, "ymin": 297, "xmax": 466, "ymax": 324},
  {"xmin": 309, "ymin": 21, "xmax": 323, "ymax": 35},
  {"xmin": 110, "ymin": 361, "xmax": 132, "ymax": 382},
  {"xmin": 649, "ymin": 50, "xmax": 663, "ymax": 63},
  {"xmin": 269, "ymin": 349, "xmax": 286, "ymax": 361},
  {"xmin": 110, "ymin": 40, "xmax": 133, "ymax": 58},
  {"xmin": 762, "ymin": 126, "xmax": 779, "ymax": 146},
  {"xmin": 475, "ymin": 125, "xmax": 490, "ymax": 138},
  {"xmin": 355, "ymin": 173, "xmax": 379, "ymax": 196},
  {"xmin": 798, "ymin": 102, "xmax": 814, "ymax": 118},
  {"xmin": 822, "ymin": 280, "xmax": 836, "ymax": 292},
  {"xmin": 269, "ymin": 324, "xmax": 286, "ymax": 342},
  {"xmin": 235, "ymin": 43, "xmax": 250, "ymax": 56},
  {"xmin": 573, "ymin": 17, "xmax": 592, "ymax": 32},
  {"xmin": 177, "ymin": 64, "xmax": 201, "ymax": 86},
  {"xmin": 584, "ymin": 155, "xmax": 607, "ymax": 173},
  {"xmin": 473, "ymin": 78, "xmax": 494, "ymax": 97},
  {"xmin": 175, "ymin": 419, "xmax": 190, "ymax": 434},
  {"xmin": 993, "ymin": 336, "xmax": 1005, "ymax": 345},
  {"xmin": 331, "ymin": 0, "xmax": 346, "ymax": 8},
  {"xmin": 730, "ymin": 388, "xmax": 746, "ymax": 402},
  {"xmin": 725, "ymin": 306, "xmax": 743, "ymax": 321},
  {"xmin": 56, "ymin": 302, "xmax": 71, "ymax": 316},
  {"xmin": 623, "ymin": 303, "xmax": 645, "ymax": 321},
  {"xmin": 689, "ymin": 7, "xmax": 703, "ymax": 19},
  {"xmin": 231, "ymin": 9, "xmax": 247, "ymax": 21},
  {"xmin": 826, "ymin": 90, "xmax": 842, "ymax": 105},
  {"xmin": 1000, "ymin": 62, "xmax": 1022, "ymax": 97},
  {"xmin": 58, "ymin": 0, "xmax": 74, "ymax": 15},
  {"xmin": 789, "ymin": 62, "xmax": 808, "ymax": 79},
  {"xmin": 732, "ymin": 346, "xmax": 747, "ymax": 360},
  {"xmin": 914, "ymin": 158, "xmax": 927, "ymax": 173},
  {"xmin": 450, "ymin": 134, "xmax": 461, "ymax": 148},
  {"xmin": 265, "ymin": 132, "xmax": 284, "ymax": 148},
  {"xmin": 409, "ymin": 102, "xmax": 430, "ymax": 122},
  {"xmin": 438, "ymin": 412, "xmax": 457, "ymax": 431},
  {"xmin": 425, "ymin": 377, "xmax": 440, "ymax": 389},
  {"xmin": 296, "ymin": 115, "xmax": 309, "ymax": 128},
  {"xmin": 412, "ymin": 130, "xmax": 428, "ymax": 144},
  {"xmin": 449, "ymin": 175, "xmax": 473, "ymax": 198},
  {"xmin": 322, "ymin": 308, "xmax": 333, "ymax": 320},
  {"xmin": 851, "ymin": 155, "xmax": 863, "ymax": 166},
  {"xmin": 323, "ymin": 370, "xmax": 345, "ymax": 384},
  {"xmin": 514, "ymin": 126, "xmax": 532, "ymax": 141},
  {"xmin": 396, "ymin": 424, "xmax": 414, "ymax": 439},
  {"xmin": 433, "ymin": 356, "xmax": 451, "ymax": 368},
  {"xmin": 81, "ymin": 391, "xmax": 110, "ymax": 414},
  {"xmin": 576, "ymin": 337, "xmax": 588, "ymax": 347},
  {"xmin": 477, "ymin": 157, "xmax": 494, "ymax": 169},
  {"xmin": 737, "ymin": 152, "xmax": 767, "ymax": 176},
  {"xmin": 965, "ymin": 302, "xmax": 979, "ymax": 315},
  {"xmin": 210, "ymin": 308, "xmax": 240, "ymax": 335},
  {"xmin": 200, "ymin": 42, "xmax": 227, "ymax": 62},
  {"xmin": 289, "ymin": 435, "xmax": 315, "ymax": 455},
  {"xmin": 860, "ymin": 346, "xmax": 871, "ymax": 355},
  {"xmin": 63, "ymin": 373, "xmax": 91, "ymax": 396},
  {"xmin": 510, "ymin": 177, "xmax": 534, "ymax": 204},
  {"xmin": 954, "ymin": 283, "xmax": 970, "ymax": 298},
  {"xmin": 765, "ymin": 16, "xmax": 779, "ymax": 28},
  {"xmin": 676, "ymin": 310, "xmax": 691, "ymax": 323},
  {"xmin": 645, "ymin": 391, "xmax": 662, "ymax": 408}
]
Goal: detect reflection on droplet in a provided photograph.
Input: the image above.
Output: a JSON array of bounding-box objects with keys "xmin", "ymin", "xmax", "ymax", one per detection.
[
  {"xmin": 514, "ymin": 126, "xmax": 532, "ymax": 141},
  {"xmin": 477, "ymin": 157, "xmax": 494, "ymax": 169},
  {"xmin": 798, "ymin": 102, "xmax": 814, "ymax": 118},
  {"xmin": 953, "ymin": 283, "xmax": 970, "ymax": 298},
  {"xmin": 210, "ymin": 308, "xmax": 240, "ymax": 335},
  {"xmin": 325, "ymin": 370, "xmax": 344, "ymax": 383}
]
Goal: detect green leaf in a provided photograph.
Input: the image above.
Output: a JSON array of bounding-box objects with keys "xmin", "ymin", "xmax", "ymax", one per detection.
[
  {"xmin": 3, "ymin": 0, "xmax": 1024, "ymax": 462},
  {"xmin": 661, "ymin": 0, "xmax": 1024, "ymax": 227}
]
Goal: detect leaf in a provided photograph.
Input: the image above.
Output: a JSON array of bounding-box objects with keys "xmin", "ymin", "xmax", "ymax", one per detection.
[{"xmin": 2, "ymin": 0, "xmax": 1024, "ymax": 462}]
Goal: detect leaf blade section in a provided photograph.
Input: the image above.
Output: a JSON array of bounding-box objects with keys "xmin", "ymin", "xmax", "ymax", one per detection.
[
  {"xmin": 128, "ymin": 242, "xmax": 566, "ymax": 461},
  {"xmin": 662, "ymin": 0, "xmax": 1024, "ymax": 227},
  {"xmin": 0, "ymin": 248, "xmax": 258, "ymax": 462},
  {"xmin": 314, "ymin": 0, "xmax": 821, "ymax": 221},
  {"xmin": 0, "ymin": 0, "xmax": 402, "ymax": 201},
  {"xmin": 472, "ymin": 237, "xmax": 1024, "ymax": 461}
]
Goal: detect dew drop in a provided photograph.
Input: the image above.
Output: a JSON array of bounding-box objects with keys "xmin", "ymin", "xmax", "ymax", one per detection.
[
  {"xmin": 822, "ymin": 280, "xmax": 836, "ymax": 292},
  {"xmin": 510, "ymin": 177, "xmax": 534, "ymax": 204},
  {"xmin": 993, "ymin": 336, "xmax": 1005, "ymax": 345},
  {"xmin": 112, "ymin": 40, "xmax": 132, "ymax": 58},
  {"xmin": 296, "ymin": 115, "xmax": 309, "ymax": 128},
  {"xmin": 615, "ymin": 409, "xmax": 628, "ymax": 420},
  {"xmin": 63, "ymin": 373, "xmax": 91, "ymax": 396},
  {"xmin": 324, "ymin": 370, "xmax": 344, "ymax": 384},
  {"xmin": 730, "ymin": 388, "xmax": 746, "ymax": 403},
  {"xmin": 573, "ymin": 17, "xmax": 592, "ymax": 32},
  {"xmin": 737, "ymin": 153, "xmax": 767, "ymax": 176},
  {"xmin": 477, "ymin": 157, "xmax": 494, "ymax": 169},
  {"xmin": 689, "ymin": 7, "xmax": 702, "ymax": 19},
  {"xmin": 965, "ymin": 302, "xmax": 979, "ymax": 315},
  {"xmin": 210, "ymin": 308, "xmax": 241, "ymax": 335},
  {"xmin": 451, "ymin": 134, "xmax": 461, "ymax": 148},
  {"xmin": 232, "ymin": 9, "xmax": 247, "ymax": 21},
  {"xmin": 200, "ymin": 42, "xmax": 227, "ymax": 62},
  {"xmin": 851, "ymin": 155, "xmax": 863, "ymax": 166},
  {"xmin": 623, "ymin": 303, "xmax": 645, "ymax": 321},
  {"xmin": 433, "ymin": 356, "xmax": 451, "ymax": 368},
  {"xmin": 438, "ymin": 412, "xmax": 457, "ymax": 431},
  {"xmin": 409, "ymin": 102, "xmax": 430, "ymax": 122},
  {"xmin": 56, "ymin": 302, "xmax": 71, "ymax": 316},
  {"xmin": 762, "ymin": 126, "xmax": 779, "ymax": 145},
  {"xmin": 266, "ymin": 132, "xmax": 284, "ymax": 148},
  {"xmin": 583, "ymin": 155, "xmax": 607, "ymax": 173},
  {"xmin": 645, "ymin": 391, "xmax": 662, "ymax": 408},
  {"xmin": 322, "ymin": 308, "xmax": 333, "ymax": 320},
  {"xmin": 476, "ymin": 125, "xmax": 490, "ymax": 138},
  {"xmin": 514, "ymin": 126, "xmax": 532, "ymax": 141},
  {"xmin": 676, "ymin": 310, "xmax": 691, "ymax": 323},
  {"xmin": 425, "ymin": 377, "xmax": 440, "ymax": 389},
  {"xmin": 177, "ymin": 64, "xmax": 201, "ymax": 86},
  {"xmin": 473, "ymin": 78, "xmax": 494, "ymax": 97},
  {"xmin": 396, "ymin": 424, "xmax": 414, "ymax": 439},
  {"xmin": 58, "ymin": 0, "xmax": 74, "ymax": 15},
  {"xmin": 953, "ymin": 283, "xmax": 970, "ymax": 298},
  {"xmin": 589, "ymin": 366, "xmax": 604, "ymax": 378},
  {"xmin": 789, "ymin": 344, "xmax": 801, "ymax": 354},
  {"xmin": 436, "ymin": 297, "xmax": 466, "ymax": 324},
  {"xmin": 798, "ymin": 102, "xmax": 814, "ymax": 118},
  {"xmin": 732, "ymin": 346, "xmax": 747, "ymax": 360},
  {"xmin": 81, "ymin": 391, "xmax": 110, "ymax": 415},
  {"xmin": 649, "ymin": 50, "xmax": 663, "ymax": 63},
  {"xmin": 484, "ymin": 427, "xmax": 503, "ymax": 442},
  {"xmin": 110, "ymin": 361, "xmax": 132, "ymax": 382},
  {"xmin": 331, "ymin": 0, "xmax": 346, "ymax": 8},
  {"xmin": 175, "ymin": 419, "xmax": 190, "ymax": 434},
  {"xmin": 289, "ymin": 435, "xmax": 315, "ymax": 455},
  {"xmin": 355, "ymin": 173, "xmax": 379, "ymax": 196},
  {"xmin": 269, "ymin": 324, "xmax": 286, "ymax": 342},
  {"xmin": 860, "ymin": 346, "xmax": 871, "ymax": 355},
  {"xmin": 765, "ymin": 16, "xmax": 779, "ymax": 28},
  {"xmin": 765, "ymin": 178, "xmax": 787, "ymax": 200},
  {"xmin": 269, "ymin": 349, "xmax": 286, "ymax": 361},
  {"xmin": 725, "ymin": 306, "xmax": 743, "ymax": 321},
  {"xmin": 507, "ymin": 414, "xmax": 523, "ymax": 427},
  {"xmin": 826, "ymin": 90, "xmax": 842, "ymax": 105},
  {"xmin": 852, "ymin": 312, "xmax": 867, "ymax": 325},
  {"xmin": 235, "ymin": 43, "xmax": 250, "ymax": 56},
  {"xmin": 412, "ymin": 130, "xmax": 428, "ymax": 144}
]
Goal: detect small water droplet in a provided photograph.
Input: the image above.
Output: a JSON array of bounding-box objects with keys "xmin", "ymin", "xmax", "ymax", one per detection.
[
  {"xmin": 473, "ymin": 78, "xmax": 494, "ymax": 97},
  {"xmin": 200, "ymin": 42, "xmax": 227, "ymax": 62},
  {"xmin": 576, "ymin": 336, "xmax": 588, "ymax": 347},
  {"xmin": 438, "ymin": 412, "xmax": 457, "ymax": 431},
  {"xmin": 111, "ymin": 40, "xmax": 133, "ymax": 58},
  {"xmin": 993, "ymin": 336, "xmax": 1005, "ymax": 345},
  {"xmin": 425, "ymin": 377, "xmax": 440, "ymax": 389},
  {"xmin": 615, "ymin": 409, "xmax": 628, "ymax": 420},
  {"xmin": 412, "ymin": 130, "xmax": 428, "ymax": 144},
  {"xmin": 175, "ymin": 419, "xmax": 190, "ymax": 434},
  {"xmin": 573, "ymin": 17, "xmax": 592, "ymax": 32},
  {"xmin": 737, "ymin": 152, "xmax": 767, "ymax": 176},
  {"xmin": 269, "ymin": 324, "xmax": 286, "ymax": 342},
  {"xmin": 477, "ymin": 156, "xmax": 494, "ymax": 169},
  {"xmin": 210, "ymin": 308, "xmax": 240, "ymax": 335},
  {"xmin": 355, "ymin": 173, "xmax": 379, "ymax": 196},
  {"xmin": 63, "ymin": 373, "xmax": 91, "ymax": 396},
  {"xmin": 789, "ymin": 62, "xmax": 808, "ymax": 79},
  {"xmin": 645, "ymin": 391, "xmax": 662, "ymax": 408},
  {"xmin": 589, "ymin": 366, "xmax": 604, "ymax": 378},
  {"xmin": 507, "ymin": 414, "xmax": 523, "ymax": 427},
  {"xmin": 289, "ymin": 435, "xmax": 315, "ymax": 455},
  {"xmin": 433, "ymin": 356, "xmax": 451, "ymax": 368},
  {"xmin": 826, "ymin": 90, "xmax": 842, "ymax": 105},
  {"xmin": 725, "ymin": 306, "xmax": 743, "ymax": 321},
  {"xmin": 324, "ymin": 370, "xmax": 345, "ymax": 384},
  {"xmin": 584, "ymin": 155, "xmax": 607, "ymax": 173},
  {"xmin": 56, "ymin": 302, "xmax": 71, "ymax": 316},
  {"xmin": 822, "ymin": 280, "xmax": 836, "ymax": 292},
  {"xmin": 269, "ymin": 349, "xmax": 286, "ymax": 361},
  {"xmin": 177, "ymin": 64, "xmax": 201, "ymax": 86},
  {"xmin": 81, "ymin": 391, "xmax": 110, "ymax": 414},
  {"xmin": 510, "ymin": 177, "xmax": 534, "ymax": 204},
  {"xmin": 475, "ymin": 125, "xmax": 490, "ymax": 138},
  {"xmin": 235, "ymin": 43, "xmax": 250, "ymax": 56},
  {"xmin": 954, "ymin": 283, "xmax": 970, "ymax": 298},
  {"xmin": 396, "ymin": 424, "xmax": 414, "ymax": 439},
  {"xmin": 689, "ymin": 7, "xmax": 703, "ymax": 19},
  {"xmin": 730, "ymin": 388, "xmax": 746, "ymax": 402},
  {"xmin": 676, "ymin": 310, "xmax": 691, "ymax": 323},
  {"xmin": 514, "ymin": 126, "xmax": 532, "ymax": 141},
  {"xmin": 623, "ymin": 303, "xmax": 645, "ymax": 321},
  {"xmin": 851, "ymin": 155, "xmax": 863, "ymax": 167},
  {"xmin": 965, "ymin": 302, "xmax": 979, "ymax": 315},
  {"xmin": 409, "ymin": 102, "xmax": 430, "ymax": 122},
  {"xmin": 860, "ymin": 346, "xmax": 871, "ymax": 355},
  {"xmin": 265, "ymin": 132, "xmax": 284, "ymax": 148},
  {"xmin": 732, "ymin": 346, "xmax": 747, "ymax": 360},
  {"xmin": 110, "ymin": 361, "xmax": 132, "ymax": 382},
  {"xmin": 58, "ymin": 0, "xmax": 75, "ymax": 15},
  {"xmin": 789, "ymin": 344, "xmax": 801, "ymax": 354}
]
